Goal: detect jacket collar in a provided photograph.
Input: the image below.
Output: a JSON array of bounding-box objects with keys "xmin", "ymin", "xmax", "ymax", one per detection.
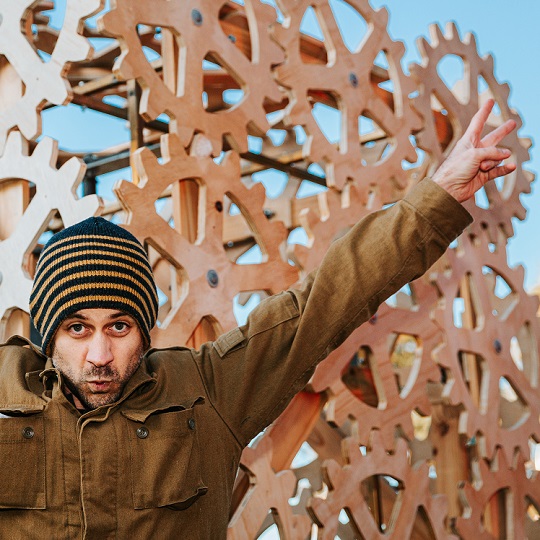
[
  {"xmin": 1, "ymin": 335, "xmax": 158, "ymax": 414},
  {"xmin": 0, "ymin": 335, "xmax": 48, "ymax": 414},
  {"xmin": 0, "ymin": 339, "xmax": 197, "ymax": 419}
]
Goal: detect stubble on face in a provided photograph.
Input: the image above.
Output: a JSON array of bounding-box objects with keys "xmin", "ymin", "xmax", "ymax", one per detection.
[{"xmin": 52, "ymin": 346, "xmax": 144, "ymax": 411}]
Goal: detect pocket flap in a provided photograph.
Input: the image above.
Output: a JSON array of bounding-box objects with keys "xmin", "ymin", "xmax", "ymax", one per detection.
[
  {"xmin": 121, "ymin": 395, "xmax": 204, "ymax": 423},
  {"xmin": 0, "ymin": 404, "xmax": 45, "ymax": 416}
]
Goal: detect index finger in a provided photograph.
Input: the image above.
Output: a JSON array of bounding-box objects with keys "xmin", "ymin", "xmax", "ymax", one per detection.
[{"xmin": 464, "ymin": 99, "xmax": 495, "ymax": 144}]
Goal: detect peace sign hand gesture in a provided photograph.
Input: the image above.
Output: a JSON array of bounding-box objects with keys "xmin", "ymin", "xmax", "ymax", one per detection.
[{"xmin": 432, "ymin": 99, "xmax": 517, "ymax": 203}]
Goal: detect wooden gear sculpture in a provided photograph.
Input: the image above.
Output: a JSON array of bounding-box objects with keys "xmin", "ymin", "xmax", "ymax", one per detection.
[{"xmin": 0, "ymin": 1, "xmax": 537, "ymax": 538}]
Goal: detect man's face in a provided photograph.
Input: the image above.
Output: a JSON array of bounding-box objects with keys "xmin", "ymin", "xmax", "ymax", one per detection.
[{"xmin": 51, "ymin": 308, "xmax": 145, "ymax": 411}]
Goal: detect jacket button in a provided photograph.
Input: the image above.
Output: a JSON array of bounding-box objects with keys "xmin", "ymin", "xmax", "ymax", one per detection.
[
  {"xmin": 136, "ymin": 426, "xmax": 149, "ymax": 439},
  {"xmin": 188, "ymin": 418, "xmax": 196, "ymax": 430},
  {"xmin": 22, "ymin": 427, "xmax": 35, "ymax": 439}
]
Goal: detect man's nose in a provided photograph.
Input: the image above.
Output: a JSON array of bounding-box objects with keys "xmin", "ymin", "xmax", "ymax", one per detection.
[{"xmin": 86, "ymin": 332, "xmax": 114, "ymax": 367}]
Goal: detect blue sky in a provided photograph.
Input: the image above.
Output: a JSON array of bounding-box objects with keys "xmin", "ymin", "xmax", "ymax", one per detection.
[
  {"xmin": 41, "ymin": 0, "xmax": 540, "ymax": 293},
  {"xmin": 371, "ymin": 0, "xmax": 540, "ymax": 291}
]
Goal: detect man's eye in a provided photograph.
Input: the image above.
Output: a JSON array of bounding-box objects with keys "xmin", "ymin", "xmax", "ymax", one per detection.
[
  {"xmin": 69, "ymin": 324, "xmax": 85, "ymax": 334},
  {"xmin": 112, "ymin": 322, "xmax": 129, "ymax": 332}
]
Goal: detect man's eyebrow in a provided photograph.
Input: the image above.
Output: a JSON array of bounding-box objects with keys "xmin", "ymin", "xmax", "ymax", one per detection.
[
  {"xmin": 62, "ymin": 311, "xmax": 133, "ymax": 322},
  {"xmin": 63, "ymin": 313, "xmax": 88, "ymax": 321},
  {"xmin": 107, "ymin": 311, "xmax": 133, "ymax": 320}
]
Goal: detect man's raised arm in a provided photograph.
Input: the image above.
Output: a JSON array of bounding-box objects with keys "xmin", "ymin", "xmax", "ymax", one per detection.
[{"xmin": 191, "ymin": 99, "xmax": 517, "ymax": 446}]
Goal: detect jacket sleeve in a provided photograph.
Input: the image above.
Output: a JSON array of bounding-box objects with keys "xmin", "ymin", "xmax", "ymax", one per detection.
[{"xmin": 190, "ymin": 179, "xmax": 473, "ymax": 446}]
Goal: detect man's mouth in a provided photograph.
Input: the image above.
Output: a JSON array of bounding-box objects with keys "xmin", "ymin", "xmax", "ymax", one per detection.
[{"xmin": 87, "ymin": 380, "xmax": 113, "ymax": 392}]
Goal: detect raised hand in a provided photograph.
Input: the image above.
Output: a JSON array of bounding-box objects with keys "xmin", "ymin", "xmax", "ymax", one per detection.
[{"xmin": 432, "ymin": 99, "xmax": 517, "ymax": 203}]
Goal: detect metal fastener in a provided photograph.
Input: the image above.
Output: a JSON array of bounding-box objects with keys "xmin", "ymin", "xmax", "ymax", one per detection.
[
  {"xmin": 228, "ymin": 34, "xmax": 236, "ymax": 43},
  {"xmin": 188, "ymin": 418, "xmax": 196, "ymax": 430},
  {"xmin": 191, "ymin": 9, "xmax": 203, "ymax": 26},
  {"xmin": 22, "ymin": 427, "xmax": 35, "ymax": 439},
  {"xmin": 349, "ymin": 72, "xmax": 359, "ymax": 88},
  {"xmin": 136, "ymin": 426, "xmax": 149, "ymax": 439},
  {"xmin": 494, "ymin": 339, "xmax": 502, "ymax": 354},
  {"xmin": 215, "ymin": 201, "xmax": 223, "ymax": 212},
  {"xmin": 207, "ymin": 269, "xmax": 219, "ymax": 288}
]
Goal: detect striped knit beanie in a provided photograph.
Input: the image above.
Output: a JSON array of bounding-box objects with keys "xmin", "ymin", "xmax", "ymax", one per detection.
[{"xmin": 30, "ymin": 217, "xmax": 159, "ymax": 355}]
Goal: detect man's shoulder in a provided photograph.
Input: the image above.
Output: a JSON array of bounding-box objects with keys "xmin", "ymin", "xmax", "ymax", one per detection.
[
  {"xmin": 141, "ymin": 346, "xmax": 209, "ymax": 404},
  {"xmin": 144, "ymin": 345, "xmax": 199, "ymax": 378},
  {"xmin": 0, "ymin": 335, "xmax": 47, "ymax": 372},
  {"xmin": 0, "ymin": 336, "xmax": 47, "ymax": 412}
]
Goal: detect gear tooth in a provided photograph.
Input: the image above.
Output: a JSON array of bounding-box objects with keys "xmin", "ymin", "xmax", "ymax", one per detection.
[
  {"xmin": 99, "ymin": 5, "xmax": 121, "ymax": 32},
  {"xmin": 324, "ymin": 458, "xmax": 342, "ymax": 486},
  {"xmin": 516, "ymin": 264, "xmax": 526, "ymax": 283},
  {"xmin": 291, "ymin": 244, "xmax": 308, "ymax": 271},
  {"xmin": 467, "ymin": 31, "xmax": 479, "ymax": 51},
  {"xmin": 159, "ymin": 133, "xmax": 173, "ymax": 163},
  {"xmin": 33, "ymin": 137, "xmax": 56, "ymax": 164},
  {"xmin": 297, "ymin": 207, "xmax": 318, "ymax": 236},
  {"xmin": 0, "ymin": 131, "xmax": 9, "ymax": 156},
  {"xmin": 114, "ymin": 178, "xmax": 139, "ymax": 201},
  {"xmin": 520, "ymin": 136, "xmax": 533, "ymax": 151},
  {"xmin": 368, "ymin": 430, "xmax": 385, "ymax": 452},
  {"xmin": 132, "ymin": 145, "xmax": 159, "ymax": 184},
  {"xmin": 431, "ymin": 23, "xmax": 445, "ymax": 45},
  {"xmin": 251, "ymin": 181, "xmax": 267, "ymax": 204},
  {"xmin": 499, "ymin": 445, "xmax": 516, "ymax": 470},
  {"xmin": 513, "ymin": 450, "xmax": 528, "ymax": 473},
  {"xmin": 500, "ymin": 81, "xmax": 511, "ymax": 100},
  {"xmin": 4, "ymin": 131, "xmax": 23, "ymax": 156},
  {"xmin": 339, "ymin": 436, "xmax": 354, "ymax": 462},
  {"xmin": 395, "ymin": 40, "xmax": 406, "ymax": 57},
  {"xmin": 515, "ymin": 204, "xmax": 527, "ymax": 221},
  {"xmin": 375, "ymin": 6, "xmax": 390, "ymax": 27},
  {"xmin": 61, "ymin": 156, "xmax": 86, "ymax": 187},
  {"xmin": 169, "ymin": 133, "xmax": 191, "ymax": 161},
  {"xmin": 445, "ymin": 21, "xmax": 458, "ymax": 40},
  {"xmin": 258, "ymin": 0, "xmax": 278, "ymax": 23},
  {"xmin": 218, "ymin": 149, "xmax": 236, "ymax": 172},
  {"xmin": 224, "ymin": 152, "xmax": 243, "ymax": 180},
  {"xmin": 394, "ymin": 436, "xmax": 409, "ymax": 457},
  {"xmin": 483, "ymin": 53, "xmax": 495, "ymax": 72},
  {"xmin": 416, "ymin": 35, "xmax": 431, "ymax": 59}
]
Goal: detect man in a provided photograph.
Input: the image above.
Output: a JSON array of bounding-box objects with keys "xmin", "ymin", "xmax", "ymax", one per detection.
[{"xmin": 0, "ymin": 100, "xmax": 516, "ymax": 539}]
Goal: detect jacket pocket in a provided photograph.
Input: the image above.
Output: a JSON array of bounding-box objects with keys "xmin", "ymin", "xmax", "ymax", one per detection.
[
  {"xmin": 0, "ymin": 415, "xmax": 45, "ymax": 509},
  {"xmin": 123, "ymin": 398, "xmax": 208, "ymax": 510}
]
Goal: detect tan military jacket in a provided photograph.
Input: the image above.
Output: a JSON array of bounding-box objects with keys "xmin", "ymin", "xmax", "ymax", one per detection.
[{"xmin": 0, "ymin": 179, "xmax": 471, "ymax": 539}]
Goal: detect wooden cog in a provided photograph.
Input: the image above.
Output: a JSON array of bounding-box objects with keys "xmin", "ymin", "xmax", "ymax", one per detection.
[
  {"xmin": 115, "ymin": 133, "xmax": 297, "ymax": 347},
  {"xmin": 433, "ymin": 232, "xmax": 540, "ymax": 462},
  {"xmin": 272, "ymin": 0, "xmax": 421, "ymax": 196},
  {"xmin": 0, "ymin": 0, "xmax": 101, "ymax": 151},
  {"xmin": 100, "ymin": 0, "xmax": 284, "ymax": 154},
  {"xmin": 0, "ymin": 132, "xmax": 102, "ymax": 340},
  {"xmin": 227, "ymin": 435, "xmax": 312, "ymax": 539},
  {"xmin": 308, "ymin": 432, "xmax": 455, "ymax": 539},
  {"xmin": 455, "ymin": 450, "xmax": 540, "ymax": 539}
]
